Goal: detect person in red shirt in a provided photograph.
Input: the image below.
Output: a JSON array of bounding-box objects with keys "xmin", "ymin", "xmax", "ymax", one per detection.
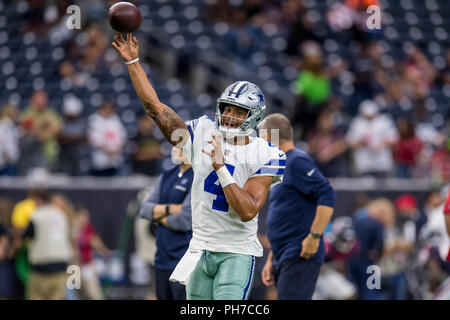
[
  {"xmin": 74, "ymin": 206, "xmax": 111, "ymax": 299},
  {"xmin": 393, "ymin": 117, "xmax": 423, "ymax": 178},
  {"xmin": 444, "ymin": 190, "xmax": 450, "ymax": 261}
]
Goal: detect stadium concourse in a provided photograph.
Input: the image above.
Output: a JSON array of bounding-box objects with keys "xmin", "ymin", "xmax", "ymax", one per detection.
[{"xmin": 0, "ymin": 0, "xmax": 449, "ymax": 300}]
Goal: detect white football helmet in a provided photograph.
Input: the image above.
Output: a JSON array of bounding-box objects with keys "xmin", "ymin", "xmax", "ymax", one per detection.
[{"xmin": 215, "ymin": 81, "xmax": 266, "ymax": 138}]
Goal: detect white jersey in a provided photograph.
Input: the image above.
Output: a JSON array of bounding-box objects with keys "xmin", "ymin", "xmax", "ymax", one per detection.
[{"xmin": 182, "ymin": 116, "xmax": 286, "ymax": 257}]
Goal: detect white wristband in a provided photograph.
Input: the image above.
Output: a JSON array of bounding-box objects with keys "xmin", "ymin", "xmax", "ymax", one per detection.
[
  {"xmin": 125, "ymin": 57, "xmax": 139, "ymax": 65},
  {"xmin": 216, "ymin": 165, "xmax": 235, "ymax": 188}
]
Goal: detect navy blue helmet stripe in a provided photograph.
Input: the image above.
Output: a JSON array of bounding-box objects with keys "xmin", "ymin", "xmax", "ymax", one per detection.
[
  {"xmin": 227, "ymin": 82, "xmax": 240, "ymax": 97},
  {"xmin": 234, "ymin": 83, "xmax": 248, "ymax": 98}
]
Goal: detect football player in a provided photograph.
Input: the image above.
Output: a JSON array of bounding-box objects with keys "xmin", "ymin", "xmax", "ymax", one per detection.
[{"xmin": 112, "ymin": 33, "xmax": 286, "ymax": 300}]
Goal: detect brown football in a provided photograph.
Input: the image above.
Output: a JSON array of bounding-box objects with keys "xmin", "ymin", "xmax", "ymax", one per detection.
[{"xmin": 108, "ymin": 2, "xmax": 142, "ymax": 33}]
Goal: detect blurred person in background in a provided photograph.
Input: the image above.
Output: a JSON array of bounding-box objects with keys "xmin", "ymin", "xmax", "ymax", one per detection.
[
  {"xmin": 378, "ymin": 197, "xmax": 414, "ymax": 300},
  {"xmin": 88, "ymin": 101, "xmax": 127, "ymax": 176},
  {"xmin": 422, "ymin": 189, "xmax": 450, "ymax": 265},
  {"xmin": 58, "ymin": 96, "xmax": 87, "ymax": 176},
  {"xmin": 393, "ymin": 117, "xmax": 424, "ymax": 178},
  {"xmin": 348, "ymin": 198, "xmax": 387, "ymax": 299},
  {"xmin": 0, "ymin": 197, "xmax": 21, "ymax": 299},
  {"xmin": 18, "ymin": 90, "xmax": 62, "ymax": 174},
  {"xmin": 430, "ymin": 138, "xmax": 450, "ymax": 184},
  {"xmin": 293, "ymin": 42, "xmax": 331, "ymax": 139},
  {"xmin": 307, "ymin": 110, "xmax": 348, "ymax": 177},
  {"xmin": 444, "ymin": 189, "xmax": 450, "ymax": 261},
  {"xmin": 418, "ymin": 188, "xmax": 450, "ymax": 296},
  {"xmin": 139, "ymin": 147, "xmax": 193, "ymax": 300},
  {"xmin": 21, "ymin": 189, "xmax": 73, "ymax": 300},
  {"xmin": 0, "ymin": 104, "xmax": 20, "ymax": 176},
  {"xmin": 403, "ymin": 46, "xmax": 437, "ymax": 100},
  {"xmin": 50, "ymin": 192, "xmax": 79, "ymax": 300},
  {"xmin": 313, "ymin": 216, "xmax": 360, "ymax": 300},
  {"xmin": 133, "ymin": 186, "xmax": 158, "ymax": 300},
  {"xmin": 58, "ymin": 60, "xmax": 89, "ymax": 89},
  {"xmin": 346, "ymin": 100, "xmax": 398, "ymax": 177},
  {"xmin": 73, "ymin": 206, "xmax": 110, "ymax": 300},
  {"xmin": 131, "ymin": 114, "xmax": 164, "ymax": 177},
  {"xmin": 77, "ymin": 25, "xmax": 109, "ymax": 74},
  {"xmin": 10, "ymin": 188, "xmax": 48, "ymax": 297},
  {"xmin": 260, "ymin": 114, "xmax": 335, "ymax": 300}
]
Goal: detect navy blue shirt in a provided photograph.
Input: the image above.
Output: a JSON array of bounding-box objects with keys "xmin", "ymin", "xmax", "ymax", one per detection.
[
  {"xmin": 352, "ymin": 216, "xmax": 384, "ymax": 262},
  {"xmin": 140, "ymin": 165, "xmax": 194, "ymax": 271},
  {"xmin": 267, "ymin": 148, "xmax": 336, "ymax": 266}
]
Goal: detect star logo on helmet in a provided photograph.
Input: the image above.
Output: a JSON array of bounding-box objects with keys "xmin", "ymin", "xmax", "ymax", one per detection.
[{"xmin": 256, "ymin": 91, "xmax": 264, "ymax": 105}]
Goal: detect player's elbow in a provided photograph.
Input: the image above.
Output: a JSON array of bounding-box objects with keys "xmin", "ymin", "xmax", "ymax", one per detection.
[{"xmin": 237, "ymin": 209, "xmax": 257, "ymax": 222}]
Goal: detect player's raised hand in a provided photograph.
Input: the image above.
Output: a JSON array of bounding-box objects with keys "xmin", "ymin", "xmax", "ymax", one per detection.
[
  {"xmin": 202, "ymin": 132, "xmax": 225, "ymax": 171},
  {"xmin": 112, "ymin": 32, "xmax": 139, "ymax": 62}
]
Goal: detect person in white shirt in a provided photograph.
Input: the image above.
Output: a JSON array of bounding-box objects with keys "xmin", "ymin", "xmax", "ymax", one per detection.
[
  {"xmin": 0, "ymin": 104, "xmax": 20, "ymax": 176},
  {"xmin": 88, "ymin": 101, "xmax": 127, "ymax": 176},
  {"xmin": 346, "ymin": 100, "xmax": 398, "ymax": 177}
]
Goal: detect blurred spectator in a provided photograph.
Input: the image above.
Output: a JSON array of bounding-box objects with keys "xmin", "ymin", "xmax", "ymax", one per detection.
[
  {"xmin": 444, "ymin": 189, "xmax": 450, "ymax": 261},
  {"xmin": 414, "ymin": 102, "xmax": 445, "ymax": 149},
  {"xmin": 284, "ymin": 0, "xmax": 318, "ymax": 56},
  {"xmin": 19, "ymin": 90, "xmax": 62, "ymax": 175},
  {"xmin": 314, "ymin": 216, "xmax": 360, "ymax": 300},
  {"xmin": 403, "ymin": 47, "xmax": 437, "ymax": 100},
  {"xmin": 307, "ymin": 110, "xmax": 348, "ymax": 177},
  {"xmin": 133, "ymin": 187, "xmax": 158, "ymax": 300},
  {"xmin": 131, "ymin": 115, "xmax": 164, "ymax": 176},
  {"xmin": 0, "ymin": 197, "xmax": 20, "ymax": 299},
  {"xmin": 58, "ymin": 61, "xmax": 89, "ymax": 89},
  {"xmin": 378, "ymin": 197, "xmax": 413, "ymax": 300},
  {"xmin": 348, "ymin": 198, "xmax": 387, "ymax": 299},
  {"xmin": 139, "ymin": 147, "xmax": 193, "ymax": 300},
  {"xmin": 22, "ymin": 189, "xmax": 73, "ymax": 300},
  {"xmin": 293, "ymin": 42, "xmax": 331, "ymax": 138},
  {"xmin": 395, "ymin": 194, "xmax": 427, "ymax": 240},
  {"xmin": 58, "ymin": 96, "xmax": 87, "ymax": 176},
  {"xmin": 420, "ymin": 189, "xmax": 450, "ymax": 293},
  {"xmin": 88, "ymin": 101, "xmax": 127, "ymax": 176},
  {"xmin": 0, "ymin": 104, "xmax": 20, "ymax": 176},
  {"xmin": 422, "ymin": 190, "xmax": 450, "ymax": 263},
  {"xmin": 349, "ymin": 42, "xmax": 379, "ymax": 115},
  {"xmin": 73, "ymin": 206, "xmax": 110, "ymax": 300},
  {"xmin": 346, "ymin": 100, "xmax": 398, "ymax": 177},
  {"xmin": 430, "ymin": 138, "xmax": 450, "ymax": 184},
  {"xmin": 393, "ymin": 117, "xmax": 423, "ymax": 178},
  {"xmin": 78, "ymin": 25, "xmax": 109, "ymax": 74}
]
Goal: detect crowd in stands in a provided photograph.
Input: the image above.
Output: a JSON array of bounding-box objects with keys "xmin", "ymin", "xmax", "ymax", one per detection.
[
  {"xmin": 0, "ymin": 0, "xmax": 448, "ymax": 180},
  {"xmin": 0, "ymin": 188, "xmax": 111, "ymax": 299},
  {"xmin": 312, "ymin": 187, "xmax": 450, "ymax": 300},
  {"xmin": 1, "ymin": 186, "xmax": 449, "ymax": 300}
]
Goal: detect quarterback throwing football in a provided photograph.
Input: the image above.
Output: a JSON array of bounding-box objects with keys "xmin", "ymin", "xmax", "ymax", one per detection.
[{"xmin": 112, "ymin": 33, "xmax": 285, "ymax": 300}]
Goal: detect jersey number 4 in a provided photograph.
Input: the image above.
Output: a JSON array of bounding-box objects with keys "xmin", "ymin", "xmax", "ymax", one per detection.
[{"xmin": 204, "ymin": 164, "xmax": 235, "ymax": 212}]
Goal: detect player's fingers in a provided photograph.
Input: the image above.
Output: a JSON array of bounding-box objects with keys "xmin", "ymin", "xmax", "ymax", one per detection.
[
  {"xmin": 127, "ymin": 33, "xmax": 132, "ymax": 43},
  {"xmin": 132, "ymin": 36, "xmax": 138, "ymax": 45},
  {"xmin": 202, "ymin": 149, "xmax": 212, "ymax": 157},
  {"xmin": 117, "ymin": 32, "xmax": 125, "ymax": 43},
  {"xmin": 113, "ymin": 35, "xmax": 121, "ymax": 46},
  {"xmin": 112, "ymin": 42, "xmax": 119, "ymax": 51}
]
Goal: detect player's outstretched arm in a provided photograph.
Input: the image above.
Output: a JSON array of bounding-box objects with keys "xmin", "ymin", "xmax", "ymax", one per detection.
[{"xmin": 112, "ymin": 33, "xmax": 187, "ymax": 147}]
